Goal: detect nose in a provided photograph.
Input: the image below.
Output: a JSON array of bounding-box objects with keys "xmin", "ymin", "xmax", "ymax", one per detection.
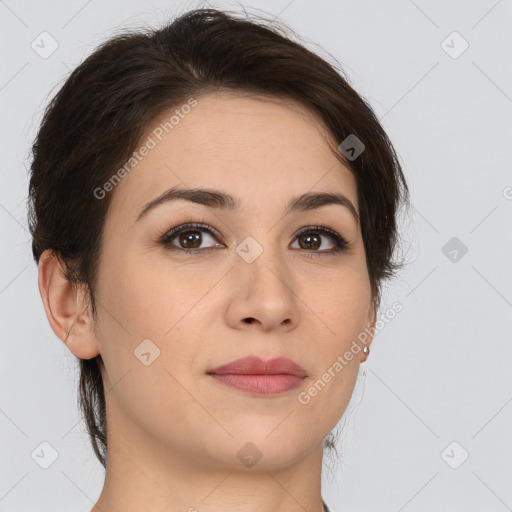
[{"xmin": 224, "ymin": 244, "xmax": 300, "ymax": 333}]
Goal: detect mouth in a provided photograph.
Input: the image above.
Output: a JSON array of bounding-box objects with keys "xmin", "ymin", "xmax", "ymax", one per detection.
[{"xmin": 207, "ymin": 356, "xmax": 308, "ymax": 396}]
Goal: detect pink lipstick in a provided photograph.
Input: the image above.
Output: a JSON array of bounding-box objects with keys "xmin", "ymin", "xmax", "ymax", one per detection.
[{"xmin": 207, "ymin": 356, "xmax": 308, "ymax": 396}]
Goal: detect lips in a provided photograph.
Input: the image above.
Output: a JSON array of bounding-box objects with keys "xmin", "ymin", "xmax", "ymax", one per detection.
[
  {"xmin": 207, "ymin": 356, "xmax": 308, "ymax": 378},
  {"xmin": 207, "ymin": 356, "xmax": 308, "ymax": 395}
]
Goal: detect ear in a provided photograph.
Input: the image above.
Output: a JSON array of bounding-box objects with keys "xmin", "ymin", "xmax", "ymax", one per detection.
[{"xmin": 38, "ymin": 249, "xmax": 100, "ymax": 360}]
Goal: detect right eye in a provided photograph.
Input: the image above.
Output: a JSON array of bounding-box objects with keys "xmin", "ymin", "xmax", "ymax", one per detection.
[{"xmin": 159, "ymin": 222, "xmax": 225, "ymax": 254}]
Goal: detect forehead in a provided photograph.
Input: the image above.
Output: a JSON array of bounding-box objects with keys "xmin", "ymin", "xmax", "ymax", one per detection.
[{"xmin": 107, "ymin": 91, "xmax": 358, "ymax": 222}]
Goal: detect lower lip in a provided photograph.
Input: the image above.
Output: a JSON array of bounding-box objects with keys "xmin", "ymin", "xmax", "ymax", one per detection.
[{"xmin": 208, "ymin": 373, "xmax": 306, "ymax": 395}]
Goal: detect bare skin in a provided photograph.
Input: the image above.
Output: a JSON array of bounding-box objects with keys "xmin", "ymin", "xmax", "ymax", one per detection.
[{"xmin": 38, "ymin": 91, "xmax": 376, "ymax": 512}]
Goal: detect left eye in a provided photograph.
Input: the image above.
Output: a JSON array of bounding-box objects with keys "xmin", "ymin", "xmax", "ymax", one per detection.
[
  {"xmin": 291, "ymin": 226, "xmax": 347, "ymax": 252},
  {"xmin": 160, "ymin": 223, "xmax": 348, "ymax": 254}
]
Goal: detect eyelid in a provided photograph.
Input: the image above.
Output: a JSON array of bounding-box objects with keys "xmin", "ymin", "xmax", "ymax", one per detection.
[
  {"xmin": 160, "ymin": 221, "xmax": 224, "ymax": 244},
  {"xmin": 295, "ymin": 224, "xmax": 341, "ymax": 241}
]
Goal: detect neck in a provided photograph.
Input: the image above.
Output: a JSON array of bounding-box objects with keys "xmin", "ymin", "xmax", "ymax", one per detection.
[{"xmin": 90, "ymin": 401, "xmax": 327, "ymax": 512}]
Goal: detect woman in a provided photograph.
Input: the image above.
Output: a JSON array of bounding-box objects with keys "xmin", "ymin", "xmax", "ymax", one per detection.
[{"xmin": 28, "ymin": 7, "xmax": 409, "ymax": 512}]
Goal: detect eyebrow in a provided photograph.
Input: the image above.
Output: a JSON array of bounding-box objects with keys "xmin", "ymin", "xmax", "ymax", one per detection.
[{"xmin": 134, "ymin": 186, "xmax": 360, "ymax": 226}]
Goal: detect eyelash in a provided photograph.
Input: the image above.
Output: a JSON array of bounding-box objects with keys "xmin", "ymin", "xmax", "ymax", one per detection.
[{"xmin": 158, "ymin": 220, "xmax": 350, "ymax": 257}]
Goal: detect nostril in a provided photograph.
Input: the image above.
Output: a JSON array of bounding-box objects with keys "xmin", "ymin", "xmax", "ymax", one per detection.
[{"xmin": 244, "ymin": 318, "xmax": 256, "ymax": 324}]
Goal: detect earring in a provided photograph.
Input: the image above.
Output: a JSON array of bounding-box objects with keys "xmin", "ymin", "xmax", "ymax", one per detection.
[{"xmin": 363, "ymin": 345, "xmax": 370, "ymax": 355}]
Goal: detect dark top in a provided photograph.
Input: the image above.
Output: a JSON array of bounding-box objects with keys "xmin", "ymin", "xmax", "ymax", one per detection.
[{"xmin": 323, "ymin": 499, "xmax": 330, "ymax": 512}]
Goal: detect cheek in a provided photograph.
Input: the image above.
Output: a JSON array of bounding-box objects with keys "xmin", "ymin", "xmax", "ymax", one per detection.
[
  {"xmin": 92, "ymin": 256, "xmax": 204, "ymax": 441},
  {"xmin": 98, "ymin": 251, "xmax": 212, "ymax": 338},
  {"xmin": 300, "ymin": 269, "xmax": 370, "ymax": 413},
  {"xmin": 94, "ymin": 252, "xmax": 219, "ymax": 389},
  {"xmin": 309, "ymin": 266, "xmax": 372, "ymax": 343}
]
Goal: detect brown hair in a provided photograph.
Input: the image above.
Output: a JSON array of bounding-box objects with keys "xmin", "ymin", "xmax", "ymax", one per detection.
[{"xmin": 27, "ymin": 7, "xmax": 410, "ymax": 469}]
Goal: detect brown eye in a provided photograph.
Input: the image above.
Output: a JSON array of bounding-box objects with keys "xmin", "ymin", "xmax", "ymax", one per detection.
[
  {"xmin": 160, "ymin": 223, "xmax": 223, "ymax": 253},
  {"xmin": 291, "ymin": 226, "xmax": 349, "ymax": 253},
  {"xmin": 297, "ymin": 232, "xmax": 322, "ymax": 250},
  {"xmin": 178, "ymin": 230, "xmax": 202, "ymax": 249}
]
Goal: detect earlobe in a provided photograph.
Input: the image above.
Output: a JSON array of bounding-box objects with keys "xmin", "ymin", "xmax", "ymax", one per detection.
[{"xmin": 38, "ymin": 249, "xmax": 100, "ymax": 360}]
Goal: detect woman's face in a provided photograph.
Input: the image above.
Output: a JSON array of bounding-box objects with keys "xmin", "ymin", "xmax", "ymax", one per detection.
[{"xmin": 91, "ymin": 91, "xmax": 376, "ymax": 470}]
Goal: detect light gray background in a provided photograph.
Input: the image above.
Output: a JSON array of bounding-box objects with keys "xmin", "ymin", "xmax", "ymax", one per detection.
[{"xmin": 1, "ymin": 0, "xmax": 511, "ymax": 511}]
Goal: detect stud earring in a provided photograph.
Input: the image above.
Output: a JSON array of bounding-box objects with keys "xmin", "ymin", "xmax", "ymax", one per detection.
[{"xmin": 363, "ymin": 345, "xmax": 370, "ymax": 355}]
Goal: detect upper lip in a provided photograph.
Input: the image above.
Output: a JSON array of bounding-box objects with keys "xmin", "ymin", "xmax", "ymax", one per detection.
[{"xmin": 208, "ymin": 356, "xmax": 308, "ymax": 378}]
